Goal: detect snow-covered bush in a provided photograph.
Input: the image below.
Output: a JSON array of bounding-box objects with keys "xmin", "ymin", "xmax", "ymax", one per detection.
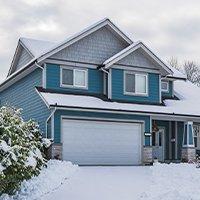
[{"xmin": 0, "ymin": 106, "xmax": 51, "ymax": 195}]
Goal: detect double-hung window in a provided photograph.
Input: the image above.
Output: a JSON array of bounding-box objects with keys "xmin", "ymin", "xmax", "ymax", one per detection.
[
  {"xmin": 161, "ymin": 81, "xmax": 169, "ymax": 92},
  {"xmin": 124, "ymin": 71, "xmax": 148, "ymax": 95},
  {"xmin": 61, "ymin": 67, "xmax": 87, "ymax": 88}
]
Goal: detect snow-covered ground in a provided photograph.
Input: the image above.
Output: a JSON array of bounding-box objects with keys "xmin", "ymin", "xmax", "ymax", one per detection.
[
  {"xmin": 0, "ymin": 160, "xmax": 78, "ymax": 200},
  {"xmin": 1, "ymin": 161, "xmax": 200, "ymax": 200}
]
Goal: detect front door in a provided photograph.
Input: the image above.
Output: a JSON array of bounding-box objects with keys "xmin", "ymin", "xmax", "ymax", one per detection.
[{"xmin": 152, "ymin": 129, "xmax": 164, "ymax": 162}]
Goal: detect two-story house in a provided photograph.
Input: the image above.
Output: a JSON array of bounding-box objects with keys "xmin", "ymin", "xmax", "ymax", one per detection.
[{"xmin": 1, "ymin": 18, "xmax": 200, "ymax": 165}]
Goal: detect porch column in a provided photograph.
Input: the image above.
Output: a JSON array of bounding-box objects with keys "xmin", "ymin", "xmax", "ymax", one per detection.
[
  {"xmin": 181, "ymin": 121, "xmax": 196, "ymax": 162},
  {"xmin": 143, "ymin": 132, "xmax": 153, "ymax": 165}
]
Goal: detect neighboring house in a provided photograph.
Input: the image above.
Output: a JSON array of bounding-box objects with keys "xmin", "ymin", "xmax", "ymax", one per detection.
[{"xmin": 1, "ymin": 18, "xmax": 200, "ymax": 165}]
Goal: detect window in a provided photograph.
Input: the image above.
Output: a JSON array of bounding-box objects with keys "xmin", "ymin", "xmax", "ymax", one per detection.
[
  {"xmin": 161, "ymin": 81, "xmax": 169, "ymax": 92},
  {"xmin": 124, "ymin": 71, "xmax": 148, "ymax": 95},
  {"xmin": 61, "ymin": 67, "xmax": 87, "ymax": 88}
]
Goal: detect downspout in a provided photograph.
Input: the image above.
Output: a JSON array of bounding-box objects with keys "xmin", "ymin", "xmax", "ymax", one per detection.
[
  {"xmin": 45, "ymin": 107, "xmax": 56, "ymax": 139},
  {"xmin": 35, "ymin": 62, "xmax": 46, "ymax": 88},
  {"xmin": 160, "ymin": 75, "xmax": 170, "ymax": 103},
  {"xmin": 100, "ymin": 67, "xmax": 109, "ymax": 74},
  {"xmin": 99, "ymin": 66, "xmax": 111, "ymax": 99},
  {"xmin": 35, "ymin": 61, "xmax": 43, "ymax": 69}
]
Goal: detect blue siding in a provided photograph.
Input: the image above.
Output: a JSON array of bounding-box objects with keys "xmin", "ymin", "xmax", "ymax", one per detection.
[
  {"xmin": 53, "ymin": 110, "xmax": 150, "ymax": 145},
  {"xmin": 46, "ymin": 63, "xmax": 103, "ymax": 94},
  {"xmin": 162, "ymin": 81, "xmax": 173, "ymax": 98},
  {"xmin": 0, "ymin": 68, "xmax": 50, "ymax": 135},
  {"xmin": 112, "ymin": 69, "xmax": 160, "ymax": 104}
]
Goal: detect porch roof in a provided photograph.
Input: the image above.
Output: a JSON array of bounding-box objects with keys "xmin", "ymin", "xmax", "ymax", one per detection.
[{"xmin": 38, "ymin": 80, "xmax": 200, "ymax": 118}]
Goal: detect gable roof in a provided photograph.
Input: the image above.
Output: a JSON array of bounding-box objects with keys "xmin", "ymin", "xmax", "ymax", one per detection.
[
  {"xmin": 36, "ymin": 18, "xmax": 133, "ymax": 63},
  {"xmin": 7, "ymin": 18, "xmax": 133, "ymax": 78},
  {"xmin": 8, "ymin": 38, "xmax": 56, "ymax": 76},
  {"xmin": 103, "ymin": 41, "xmax": 173, "ymax": 75},
  {"xmin": 20, "ymin": 37, "xmax": 56, "ymax": 58}
]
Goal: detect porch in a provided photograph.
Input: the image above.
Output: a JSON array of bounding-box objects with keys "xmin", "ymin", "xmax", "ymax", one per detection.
[{"xmin": 150, "ymin": 119, "xmax": 200, "ymax": 163}]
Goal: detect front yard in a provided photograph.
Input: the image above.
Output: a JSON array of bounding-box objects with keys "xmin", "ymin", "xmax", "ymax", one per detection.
[{"xmin": 2, "ymin": 160, "xmax": 200, "ymax": 200}]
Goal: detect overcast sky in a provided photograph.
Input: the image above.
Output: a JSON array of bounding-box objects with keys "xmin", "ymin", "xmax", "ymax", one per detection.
[{"xmin": 0, "ymin": 0, "xmax": 200, "ymax": 82}]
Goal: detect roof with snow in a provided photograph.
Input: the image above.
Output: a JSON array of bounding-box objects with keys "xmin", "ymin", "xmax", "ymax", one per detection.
[
  {"xmin": 38, "ymin": 80, "xmax": 200, "ymax": 118},
  {"xmin": 1, "ymin": 18, "xmax": 186, "ymax": 91},
  {"xmin": 20, "ymin": 37, "xmax": 56, "ymax": 58}
]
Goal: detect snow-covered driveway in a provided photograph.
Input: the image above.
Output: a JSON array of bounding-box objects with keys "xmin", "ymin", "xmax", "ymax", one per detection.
[
  {"xmin": 3, "ymin": 161, "xmax": 200, "ymax": 200},
  {"xmin": 43, "ymin": 163, "xmax": 200, "ymax": 200},
  {"xmin": 44, "ymin": 166, "xmax": 151, "ymax": 200}
]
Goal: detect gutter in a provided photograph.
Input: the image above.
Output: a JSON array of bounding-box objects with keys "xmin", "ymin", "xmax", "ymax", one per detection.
[
  {"xmin": 49, "ymin": 104, "xmax": 200, "ymax": 119},
  {"xmin": 35, "ymin": 62, "xmax": 43, "ymax": 69},
  {"xmin": 0, "ymin": 60, "xmax": 36, "ymax": 88}
]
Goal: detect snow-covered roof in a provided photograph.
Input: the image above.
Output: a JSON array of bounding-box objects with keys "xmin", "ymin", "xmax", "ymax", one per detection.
[
  {"xmin": 20, "ymin": 37, "xmax": 56, "ymax": 58},
  {"xmin": 167, "ymin": 66, "xmax": 186, "ymax": 79},
  {"xmin": 38, "ymin": 80, "xmax": 200, "ymax": 118},
  {"xmin": 7, "ymin": 18, "xmax": 133, "ymax": 77}
]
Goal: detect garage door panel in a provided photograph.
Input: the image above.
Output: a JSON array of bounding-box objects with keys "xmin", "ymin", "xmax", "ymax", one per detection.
[{"xmin": 62, "ymin": 119, "xmax": 142, "ymax": 165}]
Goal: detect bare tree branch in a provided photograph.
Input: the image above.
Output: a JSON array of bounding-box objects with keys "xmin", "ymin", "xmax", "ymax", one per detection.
[
  {"xmin": 183, "ymin": 61, "xmax": 200, "ymax": 86},
  {"xmin": 167, "ymin": 57, "xmax": 180, "ymax": 70}
]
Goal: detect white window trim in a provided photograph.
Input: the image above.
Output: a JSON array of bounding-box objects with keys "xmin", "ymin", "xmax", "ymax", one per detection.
[
  {"xmin": 124, "ymin": 71, "xmax": 148, "ymax": 96},
  {"xmin": 182, "ymin": 121, "xmax": 195, "ymax": 148},
  {"xmin": 161, "ymin": 81, "xmax": 169, "ymax": 92},
  {"xmin": 60, "ymin": 66, "xmax": 88, "ymax": 89}
]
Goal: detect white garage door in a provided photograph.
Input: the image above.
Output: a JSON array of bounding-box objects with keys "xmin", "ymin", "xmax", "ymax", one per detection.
[{"xmin": 62, "ymin": 119, "xmax": 142, "ymax": 165}]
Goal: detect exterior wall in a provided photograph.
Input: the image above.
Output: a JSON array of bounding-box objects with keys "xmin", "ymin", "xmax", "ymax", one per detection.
[
  {"xmin": 117, "ymin": 48, "xmax": 157, "ymax": 69},
  {"xmin": 50, "ymin": 26, "xmax": 128, "ymax": 64},
  {"xmin": 111, "ymin": 69, "xmax": 160, "ymax": 104},
  {"xmin": 15, "ymin": 46, "xmax": 32, "ymax": 72},
  {"xmin": 53, "ymin": 110, "xmax": 150, "ymax": 145},
  {"xmin": 162, "ymin": 81, "xmax": 173, "ymax": 98},
  {"xmin": 0, "ymin": 68, "xmax": 50, "ymax": 135},
  {"xmin": 46, "ymin": 63, "xmax": 104, "ymax": 94}
]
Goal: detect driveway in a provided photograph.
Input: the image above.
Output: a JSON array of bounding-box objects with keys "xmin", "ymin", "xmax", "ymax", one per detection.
[
  {"xmin": 44, "ymin": 166, "xmax": 151, "ymax": 200},
  {"xmin": 43, "ymin": 163, "xmax": 200, "ymax": 200}
]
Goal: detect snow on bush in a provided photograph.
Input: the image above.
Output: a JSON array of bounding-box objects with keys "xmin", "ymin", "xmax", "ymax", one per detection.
[
  {"xmin": 0, "ymin": 106, "xmax": 51, "ymax": 195},
  {"xmin": 1, "ymin": 160, "xmax": 78, "ymax": 200}
]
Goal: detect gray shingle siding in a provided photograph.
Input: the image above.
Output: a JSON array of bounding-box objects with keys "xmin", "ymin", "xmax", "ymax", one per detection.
[
  {"xmin": 117, "ymin": 48, "xmax": 157, "ymax": 69},
  {"xmin": 0, "ymin": 68, "xmax": 50, "ymax": 135},
  {"xmin": 50, "ymin": 26, "xmax": 128, "ymax": 64},
  {"xmin": 15, "ymin": 47, "xmax": 32, "ymax": 71}
]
